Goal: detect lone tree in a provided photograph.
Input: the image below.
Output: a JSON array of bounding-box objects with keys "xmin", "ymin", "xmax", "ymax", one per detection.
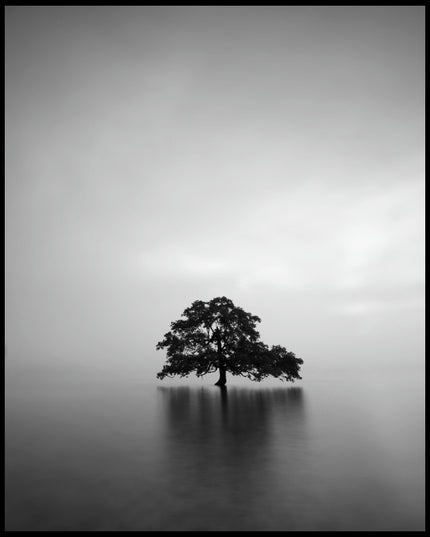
[{"xmin": 156, "ymin": 296, "xmax": 303, "ymax": 386}]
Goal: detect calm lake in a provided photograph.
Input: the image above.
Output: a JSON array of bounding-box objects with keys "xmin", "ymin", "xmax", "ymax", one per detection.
[{"xmin": 5, "ymin": 366, "xmax": 424, "ymax": 531}]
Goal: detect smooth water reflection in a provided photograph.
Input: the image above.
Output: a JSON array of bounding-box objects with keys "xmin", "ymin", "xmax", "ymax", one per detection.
[
  {"xmin": 5, "ymin": 371, "xmax": 424, "ymax": 531},
  {"xmin": 156, "ymin": 386, "xmax": 308, "ymax": 531}
]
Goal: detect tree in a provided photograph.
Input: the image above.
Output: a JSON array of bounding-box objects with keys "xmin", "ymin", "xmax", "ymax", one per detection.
[{"xmin": 156, "ymin": 296, "xmax": 303, "ymax": 386}]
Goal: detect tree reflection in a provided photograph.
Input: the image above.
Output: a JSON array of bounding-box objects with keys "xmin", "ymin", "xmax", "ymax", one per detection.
[
  {"xmin": 156, "ymin": 385, "xmax": 307, "ymax": 530},
  {"xmin": 157, "ymin": 385, "xmax": 305, "ymax": 440}
]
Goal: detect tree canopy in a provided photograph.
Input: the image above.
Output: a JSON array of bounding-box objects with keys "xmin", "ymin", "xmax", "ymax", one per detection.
[{"xmin": 156, "ymin": 296, "xmax": 303, "ymax": 386}]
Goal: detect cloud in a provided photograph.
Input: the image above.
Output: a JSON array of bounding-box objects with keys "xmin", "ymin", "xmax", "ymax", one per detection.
[
  {"xmin": 133, "ymin": 173, "xmax": 423, "ymax": 317},
  {"xmin": 5, "ymin": 6, "xmax": 424, "ymax": 373}
]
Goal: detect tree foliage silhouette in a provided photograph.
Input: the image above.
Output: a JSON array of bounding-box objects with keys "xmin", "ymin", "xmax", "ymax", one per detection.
[{"xmin": 156, "ymin": 296, "xmax": 303, "ymax": 386}]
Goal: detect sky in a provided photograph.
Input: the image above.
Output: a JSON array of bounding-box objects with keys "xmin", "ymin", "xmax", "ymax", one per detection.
[{"xmin": 5, "ymin": 6, "xmax": 425, "ymax": 381}]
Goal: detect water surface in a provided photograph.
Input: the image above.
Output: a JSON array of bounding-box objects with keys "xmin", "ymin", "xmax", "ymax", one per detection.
[{"xmin": 5, "ymin": 367, "xmax": 424, "ymax": 531}]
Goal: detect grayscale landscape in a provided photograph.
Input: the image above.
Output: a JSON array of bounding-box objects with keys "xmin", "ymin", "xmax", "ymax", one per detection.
[{"xmin": 5, "ymin": 6, "xmax": 425, "ymax": 531}]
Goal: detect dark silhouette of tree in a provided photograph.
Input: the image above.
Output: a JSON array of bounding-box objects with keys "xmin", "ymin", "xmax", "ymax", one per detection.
[{"xmin": 156, "ymin": 296, "xmax": 303, "ymax": 386}]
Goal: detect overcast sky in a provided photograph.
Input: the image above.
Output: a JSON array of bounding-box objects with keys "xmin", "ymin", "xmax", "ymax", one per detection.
[{"xmin": 5, "ymin": 6, "xmax": 424, "ymax": 380}]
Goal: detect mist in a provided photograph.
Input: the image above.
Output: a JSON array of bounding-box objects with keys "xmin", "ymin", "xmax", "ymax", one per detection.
[
  {"xmin": 5, "ymin": 7, "xmax": 425, "ymax": 532},
  {"xmin": 5, "ymin": 6, "xmax": 424, "ymax": 380}
]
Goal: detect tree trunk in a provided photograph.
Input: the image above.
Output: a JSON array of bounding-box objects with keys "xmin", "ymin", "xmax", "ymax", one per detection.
[
  {"xmin": 215, "ymin": 364, "xmax": 227, "ymax": 386},
  {"xmin": 214, "ymin": 327, "xmax": 226, "ymax": 386}
]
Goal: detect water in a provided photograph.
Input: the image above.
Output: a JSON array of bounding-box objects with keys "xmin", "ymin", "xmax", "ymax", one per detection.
[{"xmin": 5, "ymin": 367, "xmax": 424, "ymax": 531}]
